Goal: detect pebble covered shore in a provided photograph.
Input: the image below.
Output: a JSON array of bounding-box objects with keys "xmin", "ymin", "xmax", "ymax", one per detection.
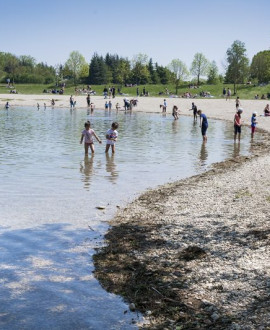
[{"xmin": 93, "ymin": 99, "xmax": 270, "ymax": 329}]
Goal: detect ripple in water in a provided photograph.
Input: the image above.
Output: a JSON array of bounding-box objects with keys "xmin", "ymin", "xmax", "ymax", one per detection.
[{"xmin": 0, "ymin": 107, "xmax": 252, "ymax": 328}]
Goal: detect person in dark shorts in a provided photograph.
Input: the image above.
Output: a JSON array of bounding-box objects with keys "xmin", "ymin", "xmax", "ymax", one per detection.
[
  {"xmin": 197, "ymin": 110, "xmax": 208, "ymax": 142},
  {"xmin": 234, "ymin": 108, "xmax": 242, "ymax": 141},
  {"xmin": 86, "ymin": 94, "xmax": 90, "ymax": 107},
  {"xmin": 189, "ymin": 102, "xmax": 198, "ymax": 121}
]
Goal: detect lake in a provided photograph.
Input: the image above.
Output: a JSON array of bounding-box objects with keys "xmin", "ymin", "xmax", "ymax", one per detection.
[{"xmin": 0, "ymin": 107, "xmax": 252, "ymax": 329}]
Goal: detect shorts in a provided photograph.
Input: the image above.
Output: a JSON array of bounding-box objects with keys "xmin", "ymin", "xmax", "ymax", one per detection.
[
  {"xmin": 201, "ymin": 124, "xmax": 208, "ymax": 136},
  {"xmin": 234, "ymin": 125, "xmax": 241, "ymax": 134},
  {"xmin": 251, "ymin": 126, "xmax": 256, "ymax": 134},
  {"xmin": 85, "ymin": 142, "xmax": 93, "ymax": 146}
]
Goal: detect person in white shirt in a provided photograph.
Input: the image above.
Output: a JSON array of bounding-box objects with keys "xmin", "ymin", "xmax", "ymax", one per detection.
[{"xmin": 105, "ymin": 122, "xmax": 119, "ymax": 154}]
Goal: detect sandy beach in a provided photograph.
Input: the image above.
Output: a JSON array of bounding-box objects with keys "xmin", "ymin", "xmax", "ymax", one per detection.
[
  {"xmin": 2, "ymin": 94, "xmax": 270, "ymax": 329},
  {"xmin": 0, "ymin": 93, "xmax": 269, "ymax": 129}
]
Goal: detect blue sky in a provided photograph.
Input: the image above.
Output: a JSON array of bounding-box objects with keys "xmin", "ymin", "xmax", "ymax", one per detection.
[{"xmin": 1, "ymin": 0, "xmax": 269, "ymax": 73}]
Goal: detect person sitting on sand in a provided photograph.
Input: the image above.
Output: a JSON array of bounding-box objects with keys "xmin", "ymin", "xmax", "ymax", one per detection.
[{"xmin": 264, "ymin": 104, "xmax": 270, "ymax": 116}]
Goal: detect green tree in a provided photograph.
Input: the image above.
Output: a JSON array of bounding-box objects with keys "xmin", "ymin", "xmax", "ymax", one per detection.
[
  {"xmin": 168, "ymin": 59, "xmax": 189, "ymax": 94},
  {"xmin": 250, "ymin": 50, "xmax": 270, "ymax": 84},
  {"xmin": 207, "ymin": 61, "xmax": 219, "ymax": 84},
  {"xmin": 190, "ymin": 53, "xmax": 209, "ymax": 85},
  {"xmin": 156, "ymin": 64, "xmax": 171, "ymax": 84},
  {"xmin": 131, "ymin": 53, "xmax": 150, "ymax": 84},
  {"xmin": 65, "ymin": 51, "xmax": 87, "ymax": 85},
  {"xmin": 225, "ymin": 40, "xmax": 250, "ymax": 94},
  {"xmin": 148, "ymin": 58, "xmax": 159, "ymax": 84},
  {"xmin": 114, "ymin": 59, "xmax": 130, "ymax": 85},
  {"xmin": 4, "ymin": 53, "xmax": 19, "ymax": 84}
]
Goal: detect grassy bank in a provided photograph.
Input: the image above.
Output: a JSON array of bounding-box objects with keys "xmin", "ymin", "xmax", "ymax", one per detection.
[{"xmin": 1, "ymin": 83, "xmax": 270, "ymax": 100}]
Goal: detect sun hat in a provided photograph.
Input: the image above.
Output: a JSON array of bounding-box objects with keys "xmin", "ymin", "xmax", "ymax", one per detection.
[
  {"xmin": 253, "ymin": 111, "xmax": 257, "ymax": 115},
  {"xmin": 238, "ymin": 108, "xmax": 243, "ymax": 113}
]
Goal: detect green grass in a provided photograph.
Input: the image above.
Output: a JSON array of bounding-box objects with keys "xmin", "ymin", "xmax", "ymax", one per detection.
[{"xmin": 0, "ymin": 82, "xmax": 269, "ymax": 100}]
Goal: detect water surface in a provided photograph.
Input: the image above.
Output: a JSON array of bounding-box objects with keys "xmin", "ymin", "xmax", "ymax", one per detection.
[{"xmin": 0, "ymin": 107, "xmax": 252, "ymax": 329}]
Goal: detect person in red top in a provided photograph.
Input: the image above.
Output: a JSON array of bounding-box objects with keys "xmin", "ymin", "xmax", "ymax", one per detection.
[{"xmin": 234, "ymin": 108, "xmax": 243, "ymax": 141}]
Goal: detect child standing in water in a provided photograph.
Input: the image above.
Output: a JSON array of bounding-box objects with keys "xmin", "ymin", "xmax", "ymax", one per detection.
[
  {"xmin": 234, "ymin": 108, "xmax": 242, "ymax": 141},
  {"xmin": 197, "ymin": 110, "xmax": 208, "ymax": 142},
  {"xmin": 251, "ymin": 112, "xmax": 257, "ymax": 138},
  {"xmin": 80, "ymin": 121, "xmax": 102, "ymax": 155},
  {"xmin": 172, "ymin": 105, "xmax": 179, "ymax": 120},
  {"xmin": 105, "ymin": 122, "xmax": 119, "ymax": 154}
]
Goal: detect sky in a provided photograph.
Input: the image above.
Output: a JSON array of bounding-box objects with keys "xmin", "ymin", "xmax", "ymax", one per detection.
[{"xmin": 1, "ymin": 0, "xmax": 269, "ymax": 73}]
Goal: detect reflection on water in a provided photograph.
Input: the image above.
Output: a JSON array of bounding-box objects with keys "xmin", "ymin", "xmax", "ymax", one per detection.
[
  {"xmin": 0, "ymin": 107, "xmax": 255, "ymax": 329},
  {"xmin": 199, "ymin": 142, "xmax": 208, "ymax": 165},
  {"xmin": 233, "ymin": 142, "xmax": 241, "ymax": 158},
  {"xmin": 80, "ymin": 155, "xmax": 95, "ymax": 190},
  {"xmin": 106, "ymin": 153, "xmax": 118, "ymax": 183}
]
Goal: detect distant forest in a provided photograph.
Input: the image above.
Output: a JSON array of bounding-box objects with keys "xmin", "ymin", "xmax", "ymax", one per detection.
[{"xmin": 1, "ymin": 41, "xmax": 270, "ymax": 91}]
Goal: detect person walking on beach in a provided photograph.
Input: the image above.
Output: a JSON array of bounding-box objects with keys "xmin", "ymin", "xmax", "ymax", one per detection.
[
  {"xmin": 86, "ymin": 94, "xmax": 91, "ymax": 107},
  {"xmin": 189, "ymin": 102, "xmax": 198, "ymax": 121},
  {"xmin": 105, "ymin": 122, "xmax": 119, "ymax": 154},
  {"xmin": 223, "ymin": 87, "xmax": 226, "ymax": 98},
  {"xmin": 234, "ymin": 108, "xmax": 242, "ymax": 141},
  {"xmin": 80, "ymin": 121, "xmax": 102, "ymax": 155},
  {"xmin": 226, "ymin": 88, "xmax": 231, "ymax": 101},
  {"xmin": 70, "ymin": 95, "xmax": 75, "ymax": 108},
  {"xmin": 90, "ymin": 103, "xmax": 95, "ymax": 112},
  {"xmin": 197, "ymin": 110, "xmax": 208, "ymax": 142},
  {"xmin": 112, "ymin": 86, "xmax": 115, "ymax": 98},
  {"xmin": 251, "ymin": 112, "xmax": 257, "ymax": 139},
  {"xmin": 235, "ymin": 96, "xmax": 241, "ymax": 110},
  {"xmin": 161, "ymin": 99, "xmax": 167, "ymax": 113}
]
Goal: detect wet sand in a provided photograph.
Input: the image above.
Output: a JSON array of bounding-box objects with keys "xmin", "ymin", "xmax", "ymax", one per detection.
[{"xmin": 3, "ymin": 94, "xmax": 270, "ymax": 328}]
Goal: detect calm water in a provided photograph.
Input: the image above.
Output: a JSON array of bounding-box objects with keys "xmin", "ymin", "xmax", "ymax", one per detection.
[{"xmin": 0, "ymin": 107, "xmax": 252, "ymax": 329}]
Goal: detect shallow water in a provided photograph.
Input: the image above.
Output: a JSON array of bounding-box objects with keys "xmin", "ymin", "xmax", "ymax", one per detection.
[{"xmin": 0, "ymin": 107, "xmax": 252, "ymax": 329}]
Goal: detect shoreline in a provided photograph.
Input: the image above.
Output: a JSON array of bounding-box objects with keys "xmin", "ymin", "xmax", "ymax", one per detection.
[
  {"xmin": 3, "ymin": 95, "xmax": 270, "ymax": 328},
  {"xmin": 90, "ymin": 99, "xmax": 270, "ymax": 328}
]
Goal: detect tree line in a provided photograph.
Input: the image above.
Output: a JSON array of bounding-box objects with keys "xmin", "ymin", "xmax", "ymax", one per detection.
[{"xmin": 0, "ymin": 40, "xmax": 270, "ymax": 94}]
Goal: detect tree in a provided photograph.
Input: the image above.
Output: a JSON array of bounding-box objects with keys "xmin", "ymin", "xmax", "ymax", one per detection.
[
  {"xmin": 190, "ymin": 53, "xmax": 209, "ymax": 85},
  {"xmin": 156, "ymin": 64, "xmax": 171, "ymax": 85},
  {"xmin": 168, "ymin": 59, "xmax": 189, "ymax": 94},
  {"xmin": 225, "ymin": 40, "xmax": 249, "ymax": 94},
  {"xmin": 131, "ymin": 53, "xmax": 150, "ymax": 84},
  {"xmin": 250, "ymin": 50, "xmax": 270, "ymax": 84},
  {"xmin": 114, "ymin": 59, "xmax": 130, "ymax": 85},
  {"xmin": 4, "ymin": 53, "xmax": 19, "ymax": 84},
  {"xmin": 207, "ymin": 61, "xmax": 219, "ymax": 84},
  {"xmin": 148, "ymin": 58, "xmax": 159, "ymax": 84},
  {"xmin": 65, "ymin": 51, "xmax": 87, "ymax": 85}
]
